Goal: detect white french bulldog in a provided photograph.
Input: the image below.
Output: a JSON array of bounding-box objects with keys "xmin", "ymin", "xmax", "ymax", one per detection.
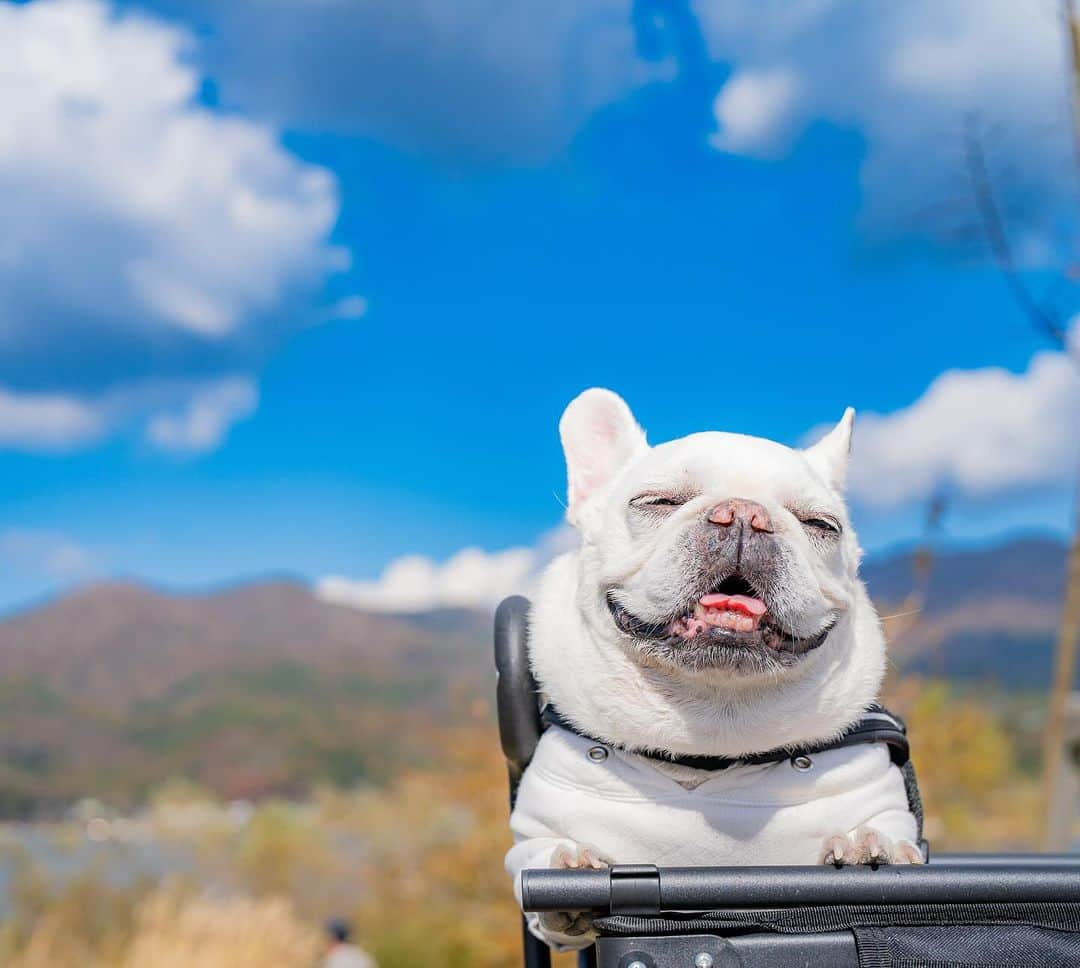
[{"xmin": 506, "ymin": 389, "xmax": 921, "ymax": 949}]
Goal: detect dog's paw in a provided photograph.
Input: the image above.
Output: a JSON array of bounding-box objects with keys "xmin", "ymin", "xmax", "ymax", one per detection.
[
  {"xmin": 890, "ymin": 838, "xmax": 927, "ymax": 864},
  {"xmin": 821, "ymin": 828, "xmax": 924, "ymax": 866},
  {"xmin": 551, "ymin": 842, "xmax": 608, "ymax": 871},
  {"xmin": 538, "ymin": 843, "xmax": 609, "ymax": 939},
  {"xmin": 538, "ymin": 909, "xmax": 597, "ymax": 938}
]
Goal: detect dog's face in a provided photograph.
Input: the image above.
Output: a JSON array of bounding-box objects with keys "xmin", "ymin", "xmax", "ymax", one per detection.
[{"xmin": 561, "ymin": 389, "xmax": 863, "ymax": 681}]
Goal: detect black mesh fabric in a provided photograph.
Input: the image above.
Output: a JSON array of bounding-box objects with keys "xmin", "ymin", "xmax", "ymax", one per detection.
[
  {"xmin": 594, "ymin": 901, "xmax": 1080, "ymax": 936},
  {"xmin": 853, "ymin": 925, "xmax": 1080, "ymax": 967},
  {"xmin": 594, "ymin": 902, "xmax": 1080, "ymax": 966}
]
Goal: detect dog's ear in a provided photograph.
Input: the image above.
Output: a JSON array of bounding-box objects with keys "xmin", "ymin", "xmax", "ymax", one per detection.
[
  {"xmin": 559, "ymin": 389, "xmax": 648, "ymax": 524},
  {"xmin": 803, "ymin": 407, "xmax": 855, "ymax": 491}
]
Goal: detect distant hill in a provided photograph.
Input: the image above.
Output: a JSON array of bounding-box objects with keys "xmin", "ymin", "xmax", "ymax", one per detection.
[
  {"xmin": 0, "ymin": 580, "xmax": 490, "ymax": 816},
  {"xmin": 862, "ymin": 536, "xmax": 1067, "ymax": 689},
  {"xmin": 0, "ymin": 535, "xmax": 1068, "ymax": 817},
  {"xmin": 862, "ymin": 536, "xmax": 1067, "ymax": 615}
]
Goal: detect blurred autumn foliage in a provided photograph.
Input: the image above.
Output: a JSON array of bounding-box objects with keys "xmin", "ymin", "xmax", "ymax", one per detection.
[
  {"xmin": 0, "ymin": 714, "xmax": 574, "ymax": 968},
  {"xmin": 883, "ymin": 678, "xmax": 1043, "ymax": 849},
  {"xmin": 0, "ymin": 682, "xmax": 1049, "ymax": 967}
]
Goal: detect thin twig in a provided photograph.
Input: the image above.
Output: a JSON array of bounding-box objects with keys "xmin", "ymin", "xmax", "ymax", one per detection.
[{"xmin": 963, "ymin": 114, "xmax": 1069, "ymax": 346}]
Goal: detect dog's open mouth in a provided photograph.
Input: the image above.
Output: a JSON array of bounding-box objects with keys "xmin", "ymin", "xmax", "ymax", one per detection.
[{"xmin": 606, "ymin": 574, "xmax": 830, "ymax": 657}]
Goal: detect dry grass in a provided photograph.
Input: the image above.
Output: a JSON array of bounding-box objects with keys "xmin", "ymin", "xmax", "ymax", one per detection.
[
  {"xmin": 123, "ymin": 887, "xmax": 322, "ymax": 968},
  {"xmin": 1, "ymin": 882, "xmax": 321, "ymax": 968}
]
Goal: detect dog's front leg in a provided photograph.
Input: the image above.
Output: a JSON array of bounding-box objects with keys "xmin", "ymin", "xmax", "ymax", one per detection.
[
  {"xmin": 821, "ymin": 827, "xmax": 924, "ymax": 866},
  {"xmin": 536, "ymin": 842, "xmax": 610, "ymax": 942}
]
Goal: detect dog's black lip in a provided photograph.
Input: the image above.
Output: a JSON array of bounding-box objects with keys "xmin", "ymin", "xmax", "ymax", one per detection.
[{"xmin": 605, "ymin": 589, "xmax": 832, "ymax": 656}]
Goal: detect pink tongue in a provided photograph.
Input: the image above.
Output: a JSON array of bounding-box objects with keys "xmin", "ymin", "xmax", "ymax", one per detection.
[{"xmin": 699, "ymin": 593, "xmax": 767, "ymax": 617}]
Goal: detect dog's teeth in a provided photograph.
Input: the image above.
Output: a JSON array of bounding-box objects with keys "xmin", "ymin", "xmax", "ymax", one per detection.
[
  {"xmin": 673, "ymin": 604, "xmax": 777, "ymax": 641},
  {"xmin": 671, "ymin": 615, "xmax": 710, "ymax": 640},
  {"xmin": 696, "ymin": 603, "xmax": 766, "ymax": 633}
]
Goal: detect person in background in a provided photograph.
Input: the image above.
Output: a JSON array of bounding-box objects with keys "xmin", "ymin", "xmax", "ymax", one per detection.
[{"xmin": 321, "ymin": 917, "xmax": 376, "ymax": 968}]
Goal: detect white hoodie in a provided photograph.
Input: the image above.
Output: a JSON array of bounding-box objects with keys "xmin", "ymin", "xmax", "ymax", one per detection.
[{"xmin": 506, "ymin": 724, "xmax": 916, "ymax": 949}]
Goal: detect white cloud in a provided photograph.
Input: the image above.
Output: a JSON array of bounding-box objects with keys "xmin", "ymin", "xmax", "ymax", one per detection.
[
  {"xmin": 132, "ymin": 0, "xmax": 1071, "ymax": 252},
  {"xmin": 0, "ymin": 530, "xmax": 97, "ymax": 580},
  {"xmin": 318, "ymin": 548, "xmax": 536, "ymax": 613},
  {"xmin": 711, "ymin": 68, "xmax": 800, "ymax": 156},
  {"xmin": 0, "ymin": 387, "xmax": 105, "ymax": 450},
  {"xmin": 845, "ymin": 330, "xmax": 1080, "ymax": 508},
  {"xmin": 144, "ymin": 377, "xmax": 258, "ymax": 455},
  {"xmin": 327, "ymin": 296, "xmax": 368, "ymax": 321},
  {"xmin": 0, "ymin": 0, "xmax": 344, "ymax": 453},
  {"xmin": 0, "ymin": 0, "xmax": 340, "ymax": 341},
  {"xmin": 145, "ymin": 0, "xmax": 654, "ymax": 165},
  {"xmin": 0, "ymin": 374, "xmax": 258, "ymax": 455},
  {"xmin": 699, "ymin": 1, "xmax": 1066, "ymax": 236},
  {"xmin": 316, "ymin": 527, "xmax": 577, "ymax": 613}
]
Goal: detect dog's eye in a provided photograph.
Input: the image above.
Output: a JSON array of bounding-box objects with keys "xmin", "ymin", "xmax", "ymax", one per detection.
[
  {"xmin": 630, "ymin": 494, "xmax": 684, "ymax": 509},
  {"xmin": 802, "ymin": 516, "xmax": 841, "ymax": 535}
]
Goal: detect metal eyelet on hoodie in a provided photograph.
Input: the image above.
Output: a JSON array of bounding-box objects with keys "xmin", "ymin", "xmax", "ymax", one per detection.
[
  {"xmin": 587, "ymin": 746, "xmax": 609, "ymax": 763},
  {"xmin": 791, "ymin": 755, "xmax": 813, "ymax": 771}
]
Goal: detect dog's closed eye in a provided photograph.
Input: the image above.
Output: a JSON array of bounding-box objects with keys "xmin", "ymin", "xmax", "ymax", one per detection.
[
  {"xmin": 800, "ymin": 515, "xmax": 842, "ymax": 536},
  {"xmin": 630, "ymin": 493, "xmax": 685, "ymax": 510}
]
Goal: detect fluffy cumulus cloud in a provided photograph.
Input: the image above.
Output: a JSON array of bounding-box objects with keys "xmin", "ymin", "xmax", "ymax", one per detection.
[
  {"xmin": 317, "ymin": 528, "xmax": 578, "ymax": 613},
  {"xmin": 106, "ymin": 0, "xmax": 1070, "ymax": 264},
  {"xmin": 140, "ymin": 0, "xmax": 654, "ymax": 165},
  {"xmin": 317, "ymin": 548, "xmax": 537, "ymax": 613},
  {"xmin": 133, "ymin": 0, "xmax": 1071, "ymax": 233},
  {"xmin": 847, "ymin": 338, "xmax": 1080, "ymax": 508},
  {"xmin": 0, "ymin": 374, "xmax": 260, "ymax": 453},
  {"xmin": 700, "ymin": 0, "xmax": 1069, "ymax": 236},
  {"xmin": 144, "ymin": 377, "xmax": 258, "ymax": 455},
  {"xmin": 0, "ymin": 387, "xmax": 106, "ymax": 451},
  {"xmin": 710, "ymin": 67, "xmax": 800, "ymax": 156},
  {"xmin": 0, "ymin": 0, "xmax": 344, "ymax": 454}
]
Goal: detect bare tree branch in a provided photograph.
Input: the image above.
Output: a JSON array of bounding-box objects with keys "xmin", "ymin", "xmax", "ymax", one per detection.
[{"xmin": 963, "ymin": 113, "xmax": 1069, "ymax": 347}]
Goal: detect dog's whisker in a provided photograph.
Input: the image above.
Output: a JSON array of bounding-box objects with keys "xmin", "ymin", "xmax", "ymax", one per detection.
[{"xmin": 878, "ymin": 608, "xmax": 922, "ymax": 621}]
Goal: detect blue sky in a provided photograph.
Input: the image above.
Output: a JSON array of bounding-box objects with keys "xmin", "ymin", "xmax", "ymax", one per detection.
[{"xmin": 0, "ymin": 0, "xmax": 1077, "ymax": 611}]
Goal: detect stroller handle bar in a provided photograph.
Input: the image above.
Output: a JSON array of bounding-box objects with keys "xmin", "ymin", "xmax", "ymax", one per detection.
[{"xmin": 520, "ymin": 857, "xmax": 1080, "ymax": 915}]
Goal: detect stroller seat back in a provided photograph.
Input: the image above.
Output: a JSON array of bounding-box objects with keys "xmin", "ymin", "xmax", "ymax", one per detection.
[{"xmin": 495, "ymin": 594, "xmax": 544, "ymax": 806}]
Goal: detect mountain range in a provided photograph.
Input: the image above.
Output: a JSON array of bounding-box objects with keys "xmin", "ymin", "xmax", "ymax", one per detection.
[
  {"xmin": 864, "ymin": 536, "xmax": 1067, "ymax": 687},
  {"xmin": 0, "ymin": 535, "xmax": 1067, "ymax": 816}
]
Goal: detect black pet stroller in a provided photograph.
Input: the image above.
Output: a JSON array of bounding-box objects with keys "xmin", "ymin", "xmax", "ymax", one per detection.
[{"xmin": 495, "ymin": 595, "xmax": 1080, "ymax": 968}]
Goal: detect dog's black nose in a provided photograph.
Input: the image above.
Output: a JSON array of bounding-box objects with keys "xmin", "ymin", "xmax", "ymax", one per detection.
[{"xmin": 708, "ymin": 499, "xmax": 774, "ymax": 534}]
